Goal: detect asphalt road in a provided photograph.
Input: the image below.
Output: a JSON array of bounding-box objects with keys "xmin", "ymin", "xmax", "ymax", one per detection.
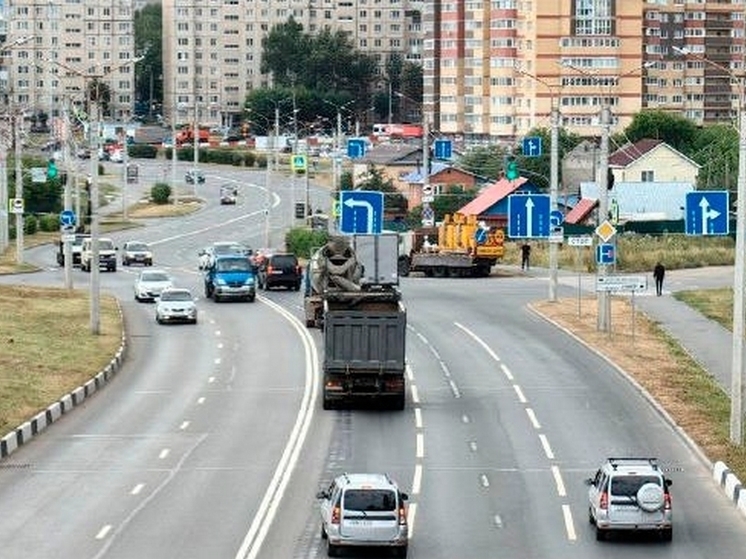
[{"xmin": 0, "ymin": 164, "xmax": 745, "ymax": 558}]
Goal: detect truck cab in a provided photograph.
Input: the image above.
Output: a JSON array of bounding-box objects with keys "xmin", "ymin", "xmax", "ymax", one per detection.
[{"xmin": 204, "ymin": 255, "xmax": 257, "ymax": 302}]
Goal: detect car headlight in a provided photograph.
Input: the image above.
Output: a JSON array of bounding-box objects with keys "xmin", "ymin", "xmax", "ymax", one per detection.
[
  {"xmin": 215, "ymin": 278, "xmax": 227, "ymax": 285},
  {"xmin": 244, "ymin": 277, "xmax": 255, "ymax": 286}
]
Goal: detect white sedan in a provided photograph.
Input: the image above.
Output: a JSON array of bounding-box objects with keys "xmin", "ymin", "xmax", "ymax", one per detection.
[
  {"xmin": 134, "ymin": 269, "xmax": 173, "ymax": 302},
  {"xmin": 155, "ymin": 288, "xmax": 198, "ymax": 324}
]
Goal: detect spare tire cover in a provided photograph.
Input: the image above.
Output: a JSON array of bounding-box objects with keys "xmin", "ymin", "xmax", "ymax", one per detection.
[{"xmin": 636, "ymin": 482, "xmax": 665, "ymax": 512}]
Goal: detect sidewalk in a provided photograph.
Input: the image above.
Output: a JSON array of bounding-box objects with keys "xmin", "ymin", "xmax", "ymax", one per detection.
[{"xmin": 529, "ymin": 265, "xmax": 736, "ymax": 397}]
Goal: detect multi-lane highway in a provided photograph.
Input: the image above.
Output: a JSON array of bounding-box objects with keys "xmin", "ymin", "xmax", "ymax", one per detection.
[{"xmin": 0, "ymin": 163, "xmax": 745, "ymax": 558}]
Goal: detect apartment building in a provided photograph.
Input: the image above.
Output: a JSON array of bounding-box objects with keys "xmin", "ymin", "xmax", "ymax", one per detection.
[
  {"xmin": 162, "ymin": 0, "xmax": 424, "ymax": 130},
  {"xmin": 424, "ymin": 0, "xmax": 746, "ymax": 144},
  {"xmin": 2, "ymin": 1, "xmax": 138, "ymax": 127}
]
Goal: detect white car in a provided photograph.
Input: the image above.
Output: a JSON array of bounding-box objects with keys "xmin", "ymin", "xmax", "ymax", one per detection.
[
  {"xmin": 198, "ymin": 241, "xmax": 247, "ymax": 270},
  {"xmin": 155, "ymin": 288, "xmax": 198, "ymax": 324},
  {"xmin": 134, "ymin": 269, "xmax": 173, "ymax": 302},
  {"xmin": 122, "ymin": 241, "xmax": 153, "ymax": 266}
]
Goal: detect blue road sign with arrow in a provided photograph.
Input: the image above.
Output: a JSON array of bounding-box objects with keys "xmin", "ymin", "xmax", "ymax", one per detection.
[
  {"xmin": 685, "ymin": 191, "xmax": 729, "ymax": 235},
  {"xmin": 434, "ymin": 139, "xmax": 452, "ymax": 160},
  {"xmin": 522, "ymin": 136, "xmax": 542, "ymax": 158},
  {"xmin": 339, "ymin": 191, "xmax": 384, "ymax": 234},
  {"xmin": 508, "ymin": 194, "xmax": 551, "ymax": 238},
  {"xmin": 59, "ymin": 209, "xmax": 76, "ymax": 227},
  {"xmin": 347, "ymin": 138, "xmax": 367, "ymax": 159}
]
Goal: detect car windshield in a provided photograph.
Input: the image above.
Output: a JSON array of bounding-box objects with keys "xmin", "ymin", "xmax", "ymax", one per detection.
[
  {"xmin": 141, "ymin": 272, "xmax": 170, "ymax": 282},
  {"xmin": 343, "ymin": 489, "xmax": 396, "ymax": 512},
  {"xmin": 610, "ymin": 475, "xmax": 661, "ymax": 496},
  {"xmin": 213, "ymin": 243, "xmax": 242, "ymax": 254},
  {"xmin": 99, "ymin": 240, "xmax": 115, "ymax": 250},
  {"xmin": 216, "ymin": 258, "xmax": 250, "ymax": 272},
  {"xmin": 271, "ymin": 255, "xmax": 298, "ymax": 268},
  {"xmin": 127, "ymin": 243, "xmax": 148, "ymax": 251},
  {"xmin": 161, "ymin": 290, "xmax": 192, "ymax": 302}
]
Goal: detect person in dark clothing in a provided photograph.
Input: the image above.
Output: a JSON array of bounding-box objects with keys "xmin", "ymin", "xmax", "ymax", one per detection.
[
  {"xmin": 654, "ymin": 262, "xmax": 665, "ymax": 296},
  {"xmin": 521, "ymin": 243, "xmax": 531, "ymax": 270}
]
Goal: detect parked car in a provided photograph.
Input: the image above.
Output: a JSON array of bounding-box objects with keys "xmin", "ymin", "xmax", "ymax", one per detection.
[
  {"xmin": 133, "ymin": 269, "xmax": 173, "ymax": 302},
  {"xmin": 80, "ymin": 237, "xmax": 118, "ymax": 272},
  {"xmin": 155, "ymin": 287, "xmax": 198, "ymax": 324},
  {"xmin": 317, "ymin": 473, "xmax": 409, "ymax": 557},
  {"xmin": 586, "ymin": 457, "xmax": 673, "ymax": 542},
  {"xmin": 185, "ymin": 169, "xmax": 205, "ymax": 184},
  {"xmin": 121, "ymin": 241, "xmax": 153, "ymax": 266},
  {"xmin": 257, "ymin": 252, "xmax": 302, "ymax": 291}
]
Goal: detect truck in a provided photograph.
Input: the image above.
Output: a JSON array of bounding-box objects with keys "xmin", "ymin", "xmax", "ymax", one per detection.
[
  {"xmin": 175, "ymin": 125, "xmax": 210, "ymax": 146},
  {"xmin": 398, "ymin": 212, "xmax": 505, "ymax": 278},
  {"xmin": 304, "ymin": 234, "xmax": 407, "ymax": 410},
  {"xmin": 204, "ymin": 254, "xmax": 257, "ymax": 302}
]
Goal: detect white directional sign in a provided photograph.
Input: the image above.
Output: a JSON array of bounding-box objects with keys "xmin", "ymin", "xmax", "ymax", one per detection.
[
  {"xmin": 596, "ymin": 275, "xmax": 647, "ymax": 293},
  {"xmin": 568, "ymin": 235, "xmax": 593, "ymax": 247}
]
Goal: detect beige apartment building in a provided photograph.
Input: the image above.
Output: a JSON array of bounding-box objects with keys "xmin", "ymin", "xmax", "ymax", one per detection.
[
  {"xmin": 162, "ymin": 0, "xmax": 425, "ymax": 130},
  {"xmin": 1, "ymin": 1, "xmax": 138, "ymax": 126},
  {"xmin": 423, "ymin": 0, "xmax": 746, "ymax": 144}
]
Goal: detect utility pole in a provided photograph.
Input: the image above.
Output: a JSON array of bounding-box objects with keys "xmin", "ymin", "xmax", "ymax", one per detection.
[
  {"xmin": 89, "ymin": 94, "xmax": 101, "ymax": 335},
  {"xmin": 421, "ymin": 119, "xmax": 430, "ymax": 225},
  {"xmin": 62, "ymin": 105, "xmax": 73, "ymax": 290},
  {"xmin": 548, "ymin": 102, "xmax": 559, "ymax": 302},
  {"xmin": 597, "ymin": 105, "xmax": 611, "ymax": 332},
  {"xmin": 14, "ymin": 112, "xmax": 23, "ymax": 264}
]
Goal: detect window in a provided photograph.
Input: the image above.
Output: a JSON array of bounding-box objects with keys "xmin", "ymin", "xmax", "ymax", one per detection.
[
  {"xmin": 641, "ymin": 170, "xmax": 655, "ymax": 182},
  {"xmin": 574, "ymin": 0, "xmax": 613, "ymax": 36}
]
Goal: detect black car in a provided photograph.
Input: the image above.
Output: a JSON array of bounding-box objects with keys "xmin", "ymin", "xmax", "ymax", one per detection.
[{"xmin": 257, "ymin": 252, "xmax": 302, "ymax": 291}]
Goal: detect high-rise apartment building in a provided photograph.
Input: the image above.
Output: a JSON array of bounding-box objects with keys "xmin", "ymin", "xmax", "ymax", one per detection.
[
  {"xmin": 162, "ymin": 0, "xmax": 424, "ymax": 129},
  {"xmin": 424, "ymin": 0, "xmax": 746, "ymax": 143},
  {"xmin": 2, "ymin": 1, "xmax": 138, "ymax": 126}
]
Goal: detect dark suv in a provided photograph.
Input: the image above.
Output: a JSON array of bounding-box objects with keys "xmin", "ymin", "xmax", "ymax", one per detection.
[{"xmin": 257, "ymin": 252, "xmax": 302, "ymax": 291}]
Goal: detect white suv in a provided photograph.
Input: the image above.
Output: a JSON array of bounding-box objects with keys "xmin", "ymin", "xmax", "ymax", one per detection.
[
  {"xmin": 316, "ymin": 473, "xmax": 409, "ymax": 557},
  {"xmin": 586, "ymin": 457, "xmax": 673, "ymax": 542},
  {"xmin": 80, "ymin": 237, "xmax": 118, "ymax": 272}
]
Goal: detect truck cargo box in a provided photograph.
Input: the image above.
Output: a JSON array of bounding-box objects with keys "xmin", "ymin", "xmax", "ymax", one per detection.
[{"xmin": 324, "ymin": 304, "xmax": 406, "ymax": 373}]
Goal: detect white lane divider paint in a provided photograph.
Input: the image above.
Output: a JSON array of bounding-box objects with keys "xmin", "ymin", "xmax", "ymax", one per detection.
[
  {"xmin": 449, "ymin": 379, "xmax": 461, "ymax": 398},
  {"xmin": 493, "ymin": 515, "xmax": 504, "ymax": 529},
  {"xmin": 551, "ymin": 465, "xmax": 567, "ymax": 497},
  {"xmin": 462, "ymin": 414, "xmax": 470, "ymax": 424},
  {"xmin": 158, "ymin": 449, "xmax": 170, "ymax": 460},
  {"xmin": 525, "ymin": 408, "xmax": 541, "ymax": 429},
  {"xmin": 411, "ymin": 464, "xmax": 423, "ymax": 495},
  {"xmin": 214, "ymin": 357, "xmax": 221, "ymax": 365},
  {"xmin": 500, "ymin": 363, "xmax": 514, "ymax": 381},
  {"xmin": 411, "ymin": 384, "xmax": 420, "ymax": 404},
  {"xmin": 469, "ymin": 441, "xmax": 478, "ymax": 453},
  {"xmin": 130, "ymin": 484, "xmax": 144, "ymax": 496},
  {"xmin": 416, "ymin": 433, "xmax": 425, "ymax": 459},
  {"xmin": 513, "ymin": 384, "xmax": 527, "ymax": 403},
  {"xmin": 95, "ymin": 525, "xmax": 112, "ymax": 540},
  {"xmin": 480, "ymin": 474, "xmax": 490, "ymax": 488},
  {"xmin": 414, "ymin": 408, "xmax": 423, "ymax": 429},
  {"xmin": 208, "ymin": 376, "xmax": 216, "ymax": 384},
  {"xmin": 538, "ymin": 434, "xmax": 555, "ymax": 460},
  {"xmin": 179, "ymin": 421, "xmax": 190, "ymax": 430},
  {"xmin": 562, "ymin": 504, "xmax": 577, "ymax": 541},
  {"xmin": 407, "ymin": 503, "xmax": 418, "ymax": 539},
  {"xmin": 197, "ymin": 397, "xmax": 205, "ymax": 405}
]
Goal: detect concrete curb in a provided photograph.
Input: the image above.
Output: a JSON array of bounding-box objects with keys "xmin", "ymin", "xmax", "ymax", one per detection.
[
  {"xmin": 0, "ymin": 301, "xmax": 127, "ymax": 461},
  {"xmin": 714, "ymin": 461, "xmax": 746, "ymax": 518}
]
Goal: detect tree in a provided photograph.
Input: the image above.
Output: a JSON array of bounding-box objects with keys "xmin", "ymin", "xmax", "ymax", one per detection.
[
  {"xmin": 689, "ymin": 123, "xmax": 738, "ymax": 190},
  {"xmin": 350, "ymin": 164, "xmax": 408, "ymax": 213},
  {"xmin": 134, "ymin": 3, "xmax": 163, "ymax": 119},
  {"xmin": 260, "ymin": 17, "xmax": 312, "ymax": 88},
  {"xmin": 457, "ymin": 145, "xmax": 509, "ymax": 181},
  {"xmin": 620, "ymin": 109, "xmax": 699, "ymax": 154}
]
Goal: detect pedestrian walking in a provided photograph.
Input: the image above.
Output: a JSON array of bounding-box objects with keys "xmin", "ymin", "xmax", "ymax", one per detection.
[
  {"xmin": 521, "ymin": 243, "xmax": 531, "ymax": 270},
  {"xmin": 653, "ymin": 262, "xmax": 665, "ymax": 296}
]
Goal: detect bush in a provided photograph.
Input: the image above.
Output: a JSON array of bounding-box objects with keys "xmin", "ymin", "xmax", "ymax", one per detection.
[
  {"xmin": 37, "ymin": 213, "xmax": 60, "ymax": 232},
  {"xmin": 256, "ymin": 154, "xmax": 268, "ymax": 169},
  {"xmin": 128, "ymin": 144, "xmax": 158, "ymax": 159},
  {"xmin": 151, "ymin": 182, "xmax": 172, "ymax": 205},
  {"xmin": 24, "ymin": 215, "xmax": 38, "ymax": 235},
  {"xmin": 285, "ymin": 227, "xmax": 329, "ymax": 259}
]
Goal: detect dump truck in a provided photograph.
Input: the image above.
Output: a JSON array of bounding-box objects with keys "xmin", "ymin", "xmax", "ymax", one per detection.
[
  {"xmin": 398, "ymin": 212, "xmax": 505, "ymax": 277},
  {"xmin": 304, "ymin": 234, "xmax": 407, "ymax": 410}
]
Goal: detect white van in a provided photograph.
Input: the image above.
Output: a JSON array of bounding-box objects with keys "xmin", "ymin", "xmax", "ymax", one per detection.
[{"xmin": 80, "ymin": 237, "xmax": 118, "ymax": 272}]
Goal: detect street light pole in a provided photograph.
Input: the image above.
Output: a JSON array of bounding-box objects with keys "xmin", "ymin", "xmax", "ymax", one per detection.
[
  {"xmin": 14, "ymin": 111, "xmax": 23, "ymax": 264},
  {"xmin": 597, "ymin": 105, "xmax": 612, "ymax": 331},
  {"xmin": 673, "ymin": 45, "xmax": 745, "ymax": 443}
]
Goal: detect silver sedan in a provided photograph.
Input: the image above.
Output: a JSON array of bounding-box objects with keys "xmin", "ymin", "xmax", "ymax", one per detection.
[{"xmin": 133, "ymin": 269, "xmax": 173, "ymax": 302}]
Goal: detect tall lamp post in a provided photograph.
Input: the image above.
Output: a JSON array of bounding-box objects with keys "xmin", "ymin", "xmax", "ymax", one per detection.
[
  {"xmin": 674, "ymin": 45, "xmax": 746, "ymax": 444},
  {"xmin": 515, "ymin": 66, "xmax": 560, "ymax": 301}
]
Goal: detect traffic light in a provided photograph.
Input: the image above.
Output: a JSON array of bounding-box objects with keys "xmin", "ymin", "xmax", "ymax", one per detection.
[
  {"xmin": 505, "ymin": 156, "xmax": 519, "ymax": 181},
  {"xmin": 47, "ymin": 159, "xmax": 58, "ymax": 179}
]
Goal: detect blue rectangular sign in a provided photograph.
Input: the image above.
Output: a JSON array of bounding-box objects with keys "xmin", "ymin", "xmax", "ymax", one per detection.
[
  {"xmin": 596, "ymin": 243, "xmax": 615, "ymax": 265},
  {"xmin": 347, "ymin": 138, "xmax": 367, "ymax": 159},
  {"xmin": 522, "ymin": 136, "xmax": 542, "ymax": 158},
  {"xmin": 339, "ymin": 191, "xmax": 384, "ymax": 234},
  {"xmin": 508, "ymin": 194, "xmax": 551, "ymax": 238},
  {"xmin": 433, "ymin": 139, "xmax": 452, "ymax": 160},
  {"xmin": 685, "ymin": 191, "xmax": 729, "ymax": 235}
]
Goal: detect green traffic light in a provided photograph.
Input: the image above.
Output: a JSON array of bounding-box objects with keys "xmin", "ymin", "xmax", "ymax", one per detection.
[
  {"xmin": 47, "ymin": 160, "xmax": 58, "ymax": 179},
  {"xmin": 506, "ymin": 159, "xmax": 519, "ymax": 181}
]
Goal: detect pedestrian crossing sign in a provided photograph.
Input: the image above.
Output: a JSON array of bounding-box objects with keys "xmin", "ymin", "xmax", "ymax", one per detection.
[{"xmin": 291, "ymin": 154, "xmax": 307, "ymax": 172}]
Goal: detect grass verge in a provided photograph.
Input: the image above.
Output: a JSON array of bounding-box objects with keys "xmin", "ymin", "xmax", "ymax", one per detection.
[{"xmin": 0, "ymin": 285, "xmax": 122, "ymax": 436}]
